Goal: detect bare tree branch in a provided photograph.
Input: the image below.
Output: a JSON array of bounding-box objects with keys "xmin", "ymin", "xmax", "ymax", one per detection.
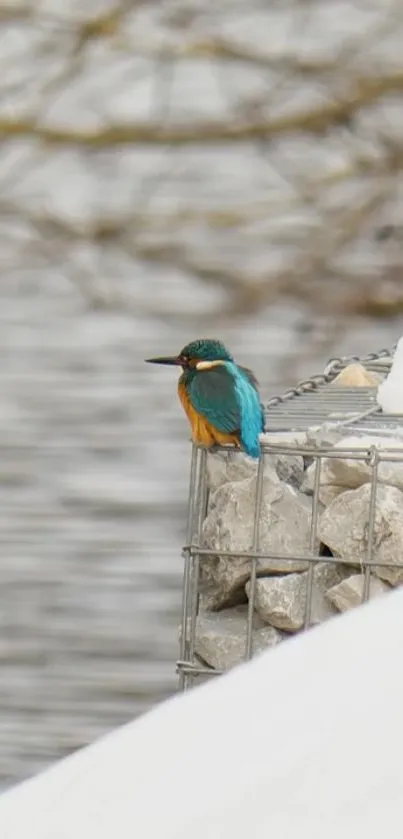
[{"xmin": 0, "ymin": 70, "xmax": 401, "ymax": 146}]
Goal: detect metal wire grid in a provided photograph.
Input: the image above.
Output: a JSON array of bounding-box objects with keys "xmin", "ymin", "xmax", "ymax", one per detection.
[{"xmin": 177, "ymin": 345, "xmax": 403, "ymax": 690}]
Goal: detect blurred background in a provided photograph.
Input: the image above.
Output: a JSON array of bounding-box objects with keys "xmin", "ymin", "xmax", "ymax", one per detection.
[{"xmin": 1, "ymin": 0, "xmax": 403, "ymax": 788}]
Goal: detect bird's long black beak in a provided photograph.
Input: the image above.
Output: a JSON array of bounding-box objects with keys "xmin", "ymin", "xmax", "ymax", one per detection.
[{"xmin": 145, "ymin": 356, "xmax": 182, "ymax": 366}]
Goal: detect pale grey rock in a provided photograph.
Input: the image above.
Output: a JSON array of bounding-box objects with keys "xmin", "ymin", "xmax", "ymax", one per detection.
[
  {"xmin": 195, "ymin": 605, "xmax": 282, "ymax": 671},
  {"xmin": 326, "ymin": 573, "xmax": 390, "ymax": 612},
  {"xmin": 259, "ymin": 432, "xmax": 306, "ymax": 487},
  {"xmin": 206, "ymin": 447, "xmax": 303, "ymax": 493},
  {"xmin": 330, "ymin": 364, "xmax": 382, "ymax": 387},
  {"xmin": 246, "ymin": 562, "xmax": 349, "ymax": 632},
  {"xmin": 319, "ymin": 484, "xmax": 403, "ymax": 586},
  {"xmin": 312, "ymin": 561, "xmax": 351, "ymax": 593},
  {"xmin": 246, "ymin": 574, "xmax": 306, "ymax": 632},
  {"xmin": 301, "ymin": 458, "xmax": 347, "ymax": 506},
  {"xmin": 303, "ymin": 435, "xmax": 403, "ymax": 495},
  {"xmin": 201, "ymin": 474, "xmax": 312, "ymax": 609},
  {"xmin": 271, "ymin": 451, "xmax": 304, "ymax": 488},
  {"xmin": 259, "ymin": 431, "xmax": 308, "ymax": 446},
  {"xmin": 206, "ymin": 452, "xmax": 273, "ymax": 493},
  {"xmin": 317, "ymin": 485, "xmax": 347, "ymax": 507},
  {"xmin": 305, "ymin": 424, "xmax": 350, "ymax": 449}
]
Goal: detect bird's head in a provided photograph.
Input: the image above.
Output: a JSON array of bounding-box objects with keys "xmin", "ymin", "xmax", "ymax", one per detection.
[{"xmin": 145, "ymin": 338, "xmax": 233, "ymax": 370}]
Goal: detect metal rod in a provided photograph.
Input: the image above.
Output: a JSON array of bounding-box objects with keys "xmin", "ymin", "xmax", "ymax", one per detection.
[
  {"xmin": 304, "ymin": 456, "xmax": 322, "ymax": 629},
  {"xmin": 179, "ymin": 444, "xmax": 199, "ymax": 691},
  {"xmin": 176, "ymin": 661, "xmax": 225, "ymax": 676},
  {"xmin": 245, "ymin": 451, "xmax": 265, "ymax": 661},
  {"xmin": 182, "ymin": 545, "xmax": 403, "ymax": 570},
  {"xmin": 362, "ymin": 447, "xmax": 379, "ymax": 603},
  {"xmin": 187, "ymin": 448, "xmax": 208, "ymax": 681},
  {"xmin": 195, "ymin": 443, "xmax": 403, "ymax": 463}
]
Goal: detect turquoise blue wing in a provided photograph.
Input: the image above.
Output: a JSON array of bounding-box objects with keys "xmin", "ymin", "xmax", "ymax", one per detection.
[
  {"xmin": 189, "ymin": 366, "xmax": 240, "ymax": 433},
  {"xmin": 239, "ymin": 366, "xmax": 265, "ymax": 431},
  {"xmin": 239, "ymin": 365, "xmax": 259, "ymax": 391}
]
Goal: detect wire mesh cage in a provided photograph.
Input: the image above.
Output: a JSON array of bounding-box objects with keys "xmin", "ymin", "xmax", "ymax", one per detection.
[{"xmin": 177, "ymin": 346, "xmax": 403, "ymax": 690}]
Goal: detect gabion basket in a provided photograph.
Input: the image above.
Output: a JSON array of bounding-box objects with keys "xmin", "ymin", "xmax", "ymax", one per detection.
[{"xmin": 177, "ymin": 346, "xmax": 403, "ymax": 690}]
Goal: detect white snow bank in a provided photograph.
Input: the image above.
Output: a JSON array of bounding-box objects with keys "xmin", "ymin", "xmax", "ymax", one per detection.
[
  {"xmin": 378, "ymin": 337, "xmax": 403, "ymax": 413},
  {"xmin": 0, "ymin": 587, "xmax": 403, "ymax": 838}
]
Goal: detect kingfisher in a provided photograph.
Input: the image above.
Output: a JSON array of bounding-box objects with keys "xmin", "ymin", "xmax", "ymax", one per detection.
[{"xmin": 145, "ymin": 338, "xmax": 264, "ymax": 458}]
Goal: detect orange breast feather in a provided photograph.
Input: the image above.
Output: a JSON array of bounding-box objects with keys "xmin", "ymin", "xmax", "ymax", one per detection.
[{"xmin": 177, "ymin": 380, "xmax": 239, "ymax": 449}]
